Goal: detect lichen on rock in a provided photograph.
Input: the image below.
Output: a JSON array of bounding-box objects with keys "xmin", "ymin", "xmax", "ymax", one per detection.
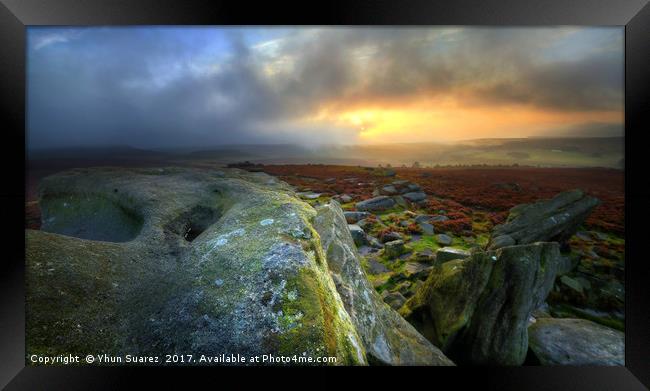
[
  {"xmin": 26, "ymin": 167, "xmax": 370, "ymax": 365},
  {"xmin": 313, "ymin": 200, "xmax": 454, "ymax": 365}
]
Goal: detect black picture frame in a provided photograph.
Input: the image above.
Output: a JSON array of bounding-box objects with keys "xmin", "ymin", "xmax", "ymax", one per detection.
[{"xmin": 1, "ymin": 0, "xmax": 648, "ymax": 389}]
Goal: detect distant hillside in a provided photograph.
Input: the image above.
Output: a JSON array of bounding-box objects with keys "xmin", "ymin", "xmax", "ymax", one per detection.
[{"xmin": 27, "ymin": 137, "xmax": 624, "ymax": 170}]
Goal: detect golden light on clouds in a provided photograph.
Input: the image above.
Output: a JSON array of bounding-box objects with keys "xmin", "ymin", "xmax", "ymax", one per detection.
[{"xmin": 302, "ymin": 96, "xmax": 622, "ymax": 144}]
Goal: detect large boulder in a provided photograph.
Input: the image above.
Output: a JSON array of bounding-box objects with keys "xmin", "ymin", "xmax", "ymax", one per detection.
[
  {"xmin": 400, "ymin": 242, "xmax": 561, "ymax": 365},
  {"xmin": 399, "ymin": 255, "xmax": 493, "ymax": 352},
  {"xmin": 528, "ymin": 318, "xmax": 624, "ymax": 365},
  {"xmin": 355, "ymin": 196, "xmax": 396, "ymax": 212},
  {"xmin": 313, "ymin": 200, "xmax": 454, "ymax": 365},
  {"xmin": 27, "ymin": 167, "xmax": 375, "ymax": 365},
  {"xmin": 490, "ymin": 190, "xmax": 600, "ymax": 249}
]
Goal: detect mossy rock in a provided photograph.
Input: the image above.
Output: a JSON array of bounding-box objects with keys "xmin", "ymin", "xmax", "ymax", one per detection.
[
  {"xmin": 313, "ymin": 200, "xmax": 454, "ymax": 365},
  {"xmin": 491, "ymin": 190, "xmax": 600, "ymax": 249},
  {"xmin": 27, "ymin": 167, "xmax": 366, "ymax": 365},
  {"xmin": 401, "ymin": 242, "xmax": 562, "ymax": 366}
]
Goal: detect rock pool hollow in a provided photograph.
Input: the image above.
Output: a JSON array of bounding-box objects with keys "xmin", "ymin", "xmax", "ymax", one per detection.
[{"xmin": 40, "ymin": 193, "xmax": 144, "ymax": 243}]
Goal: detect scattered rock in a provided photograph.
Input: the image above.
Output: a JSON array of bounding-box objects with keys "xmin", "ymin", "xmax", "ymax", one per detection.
[
  {"xmin": 435, "ymin": 234, "xmax": 453, "ymax": 246},
  {"xmin": 393, "ymin": 195, "xmax": 408, "ymax": 208},
  {"xmin": 404, "ymin": 262, "xmax": 433, "ymax": 280},
  {"xmin": 384, "ymin": 240, "xmax": 406, "ymax": 258},
  {"xmin": 528, "ymin": 318, "xmax": 624, "ymax": 365},
  {"xmin": 419, "ymin": 222, "xmax": 435, "ymax": 235},
  {"xmin": 340, "ymin": 194, "xmax": 353, "ymax": 203},
  {"xmin": 436, "ymin": 247, "xmax": 471, "ymax": 265},
  {"xmin": 356, "ymin": 196, "xmax": 396, "ymax": 212},
  {"xmin": 367, "ymin": 236, "xmax": 384, "ymax": 249},
  {"xmin": 490, "ymin": 189, "xmax": 600, "ymax": 249},
  {"xmin": 382, "ymin": 291, "xmax": 407, "ymax": 310},
  {"xmin": 406, "ymin": 183, "xmax": 422, "ymax": 192},
  {"xmin": 381, "ymin": 231, "xmax": 403, "ymax": 243},
  {"xmin": 492, "ymin": 182, "xmax": 522, "ymax": 192},
  {"xmin": 403, "ymin": 192, "xmax": 427, "ymax": 203},
  {"xmin": 431, "ymin": 215, "xmax": 449, "ymax": 222},
  {"xmin": 415, "ymin": 215, "xmax": 433, "ymax": 224},
  {"xmin": 356, "ymin": 218, "xmax": 373, "ymax": 230},
  {"xmin": 344, "ymin": 211, "xmax": 370, "ymax": 224},
  {"xmin": 348, "ymin": 224, "xmax": 368, "ymax": 246},
  {"xmin": 367, "ymin": 259, "xmax": 389, "ymax": 275},
  {"xmin": 380, "ymin": 185, "xmax": 398, "ymax": 195},
  {"xmin": 414, "ymin": 249, "xmax": 435, "ymax": 262}
]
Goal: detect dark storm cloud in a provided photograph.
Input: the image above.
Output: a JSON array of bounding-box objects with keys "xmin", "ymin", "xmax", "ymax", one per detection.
[
  {"xmin": 247, "ymin": 27, "xmax": 622, "ymax": 113},
  {"xmin": 473, "ymin": 49, "xmax": 623, "ymax": 111},
  {"xmin": 27, "ymin": 27, "xmax": 623, "ymax": 149},
  {"xmin": 28, "ymin": 28, "xmax": 287, "ymax": 149}
]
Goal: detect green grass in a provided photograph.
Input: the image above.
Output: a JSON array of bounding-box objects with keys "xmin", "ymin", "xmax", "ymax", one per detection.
[{"xmin": 408, "ymin": 235, "xmax": 442, "ymax": 253}]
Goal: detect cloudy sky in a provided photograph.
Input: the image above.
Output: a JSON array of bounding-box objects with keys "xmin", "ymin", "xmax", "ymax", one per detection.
[{"xmin": 27, "ymin": 26, "xmax": 623, "ymax": 149}]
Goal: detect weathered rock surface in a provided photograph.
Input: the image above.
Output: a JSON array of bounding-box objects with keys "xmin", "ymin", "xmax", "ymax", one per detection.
[
  {"xmin": 435, "ymin": 234, "xmax": 453, "ymax": 246},
  {"xmin": 436, "ymin": 247, "xmax": 471, "ymax": 265},
  {"xmin": 344, "ymin": 211, "xmax": 370, "ymax": 224},
  {"xmin": 384, "ymin": 240, "xmax": 406, "ymax": 258},
  {"xmin": 355, "ymin": 196, "xmax": 396, "ymax": 212},
  {"xmin": 367, "ymin": 259, "xmax": 389, "ymax": 275},
  {"xmin": 528, "ymin": 318, "xmax": 624, "ymax": 365},
  {"xmin": 27, "ymin": 167, "xmax": 452, "ymax": 365},
  {"xmin": 379, "ymin": 185, "xmax": 398, "ymax": 195},
  {"xmin": 404, "ymin": 262, "xmax": 433, "ymax": 279},
  {"xmin": 403, "ymin": 192, "xmax": 427, "ymax": 203},
  {"xmin": 313, "ymin": 200, "xmax": 454, "ymax": 365},
  {"xmin": 400, "ymin": 242, "xmax": 561, "ymax": 365},
  {"xmin": 348, "ymin": 224, "xmax": 368, "ymax": 246},
  {"xmin": 490, "ymin": 189, "xmax": 600, "ymax": 249},
  {"xmin": 382, "ymin": 291, "xmax": 407, "ymax": 310},
  {"xmin": 387, "ymin": 180, "xmax": 421, "ymax": 195},
  {"xmin": 419, "ymin": 222, "xmax": 435, "ymax": 235},
  {"xmin": 381, "ymin": 231, "xmax": 403, "ymax": 243}
]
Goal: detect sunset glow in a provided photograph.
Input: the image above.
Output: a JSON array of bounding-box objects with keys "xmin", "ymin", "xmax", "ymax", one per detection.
[{"xmin": 27, "ymin": 27, "xmax": 623, "ymax": 149}]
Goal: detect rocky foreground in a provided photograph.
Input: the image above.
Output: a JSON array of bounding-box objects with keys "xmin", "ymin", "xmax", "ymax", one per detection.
[{"xmin": 27, "ymin": 166, "xmax": 623, "ymax": 366}]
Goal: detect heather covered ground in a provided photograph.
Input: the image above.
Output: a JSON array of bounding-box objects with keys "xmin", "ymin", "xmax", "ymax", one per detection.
[{"xmin": 246, "ymin": 164, "xmax": 625, "ymax": 331}]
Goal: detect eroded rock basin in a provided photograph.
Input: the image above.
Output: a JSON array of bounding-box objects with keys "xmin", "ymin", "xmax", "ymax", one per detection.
[{"xmin": 40, "ymin": 193, "xmax": 144, "ymax": 242}]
